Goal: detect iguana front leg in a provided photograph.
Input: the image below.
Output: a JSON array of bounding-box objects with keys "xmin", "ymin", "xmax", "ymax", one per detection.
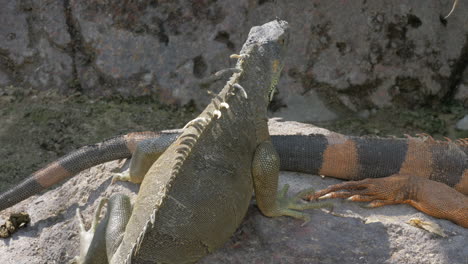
[
  {"xmin": 252, "ymin": 141, "xmax": 331, "ymax": 223},
  {"xmin": 112, "ymin": 134, "xmax": 177, "ymax": 184}
]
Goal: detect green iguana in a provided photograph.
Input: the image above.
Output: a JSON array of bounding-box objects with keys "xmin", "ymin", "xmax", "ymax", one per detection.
[
  {"xmin": 75, "ymin": 19, "xmax": 323, "ymax": 264},
  {"xmin": 1, "ymin": 20, "xmax": 323, "ymax": 264}
]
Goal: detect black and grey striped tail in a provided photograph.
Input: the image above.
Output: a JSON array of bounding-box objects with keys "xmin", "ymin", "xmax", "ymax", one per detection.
[{"xmin": 0, "ymin": 132, "xmax": 168, "ymax": 211}]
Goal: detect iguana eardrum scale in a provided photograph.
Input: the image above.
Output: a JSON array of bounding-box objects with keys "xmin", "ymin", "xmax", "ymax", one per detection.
[{"xmin": 0, "ymin": 20, "xmax": 467, "ymax": 263}]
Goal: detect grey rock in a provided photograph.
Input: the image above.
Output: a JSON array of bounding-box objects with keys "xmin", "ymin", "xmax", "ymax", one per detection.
[
  {"xmin": 272, "ymin": 89, "xmax": 338, "ymax": 122},
  {"xmin": 455, "ymin": 115, "xmax": 468, "ymax": 131},
  {"xmin": 0, "ymin": 0, "xmax": 73, "ymax": 91},
  {"xmin": 455, "ymin": 83, "xmax": 468, "ymax": 106},
  {"xmin": 24, "ymin": 38, "xmax": 73, "ymax": 89},
  {"xmin": 1, "ymin": 119, "xmax": 466, "ymax": 263},
  {"xmin": 1, "ymin": 1, "xmax": 467, "ymax": 121},
  {"xmin": 338, "ymin": 94, "xmax": 357, "ymax": 112},
  {"xmin": 0, "ymin": 71, "xmax": 10, "ymax": 86},
  {"xmin": 370, "ymin": 79, "xmax": 394, "ymax": 108},
  {"xmin": 70, "ymin": 0, "xmax": 238, "ymax": 101},
  {"xmin": 32, "ymin": 0, "xmax": 71, "ymax": 47},
  {"xmin": 0, "ymin": 1, "xmax": 33, "ymax": 65},
  {"xmin": 455, "ymin": 67, "xmax": 468, "ymax": 105}
]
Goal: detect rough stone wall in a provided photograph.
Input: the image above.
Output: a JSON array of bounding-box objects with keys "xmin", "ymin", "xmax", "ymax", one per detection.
[{"xmin": 0, "ymin": 0, "xmax": 467, "ymax": 121}]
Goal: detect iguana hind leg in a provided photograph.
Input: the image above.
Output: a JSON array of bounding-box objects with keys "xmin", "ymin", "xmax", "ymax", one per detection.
[
  {"xmin": 308, "ymin": 174, "xmax": 468, "ymax": 227},
  {"xmin": 252, "ymin": 141, "xmax": 332, "ymax": 223},
  {"xmin": 75, "ymin": 194, "xmax": 132, "ymax": 264},
  {"xmin": 74, "ymin": 198, "xmax": 109, "ymax": 264},
  {"xmin": 113, "ymin": 134, "xmax": 177, "ymax": 184}
]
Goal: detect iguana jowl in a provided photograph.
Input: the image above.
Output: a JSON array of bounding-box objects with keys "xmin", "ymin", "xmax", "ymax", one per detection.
[{"xmin": 70, "ymin": 20, "xmax": 321, "ymax": 263}]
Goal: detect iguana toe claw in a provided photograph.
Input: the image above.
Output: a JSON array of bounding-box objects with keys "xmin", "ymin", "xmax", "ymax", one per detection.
[
  {"xmin": 112, "ymin": 171, "xmax": 131, "ymax": 184},
  {"xmin": 74, "ymin": 199, "xmax": 108, "ymax": 264},
  {"xmin": 274, "ymin": 185, "xmax": 334, "ymax": 224},
  {"xmin": 229, "ymin": 53, "xmax": 249, "ymax": 59}
]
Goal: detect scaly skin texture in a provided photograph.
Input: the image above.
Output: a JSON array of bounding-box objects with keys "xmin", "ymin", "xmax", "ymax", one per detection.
[
  {"xmin": 71, "ymin": 20, "xmax": 291, "ymax": 264},
  {"xmin": 0, "ymin": 131, "xmax": 178, "ymax": 212},
  {"xmin": 273, "ymin": 133, "xmax": 467, "ymax": 227},
  {"xmin": 1, "ymin": 131, "xmax": 467, "ymax": 234}
]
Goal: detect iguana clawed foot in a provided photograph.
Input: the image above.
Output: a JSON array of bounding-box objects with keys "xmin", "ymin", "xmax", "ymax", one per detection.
[
  {"xmin": 229, "ymin": 53, "xmax": 249, "ymax": 59},
  {"xmin": 273, "ymin": 184, "xmax": 333, "ymax": 225},
  {"xmin": 305, "ymin": 174, "xmax": 468, "ymax": 227},
  {"xmin": 111, "ymin": 171, "xmax": 131, "ymax": 184},
  {"xmin": 73, "ymin": 198, "xmax": 108, "ymax": 264},
  {"xmin": 306, "ymin": 174, "xmax": 413, "ymax": 207}
]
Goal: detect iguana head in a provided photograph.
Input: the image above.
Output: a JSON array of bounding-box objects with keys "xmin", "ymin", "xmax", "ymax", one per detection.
[{"xmin": 237, "ymin": 20, "xmax": 289, "ymax": 107}]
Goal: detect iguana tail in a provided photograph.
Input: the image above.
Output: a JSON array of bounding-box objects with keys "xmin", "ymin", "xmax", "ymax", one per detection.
[
  {"xmin": 273, "ymin": 134, "xmax": 468, "ymax": 194},
  {"xmin": 2, "ymin": 131, "xmax": 466, "ymax": 214},
  {"xmin": 0, "ymin": 132, "xmax": 177, "ymax": 211}
]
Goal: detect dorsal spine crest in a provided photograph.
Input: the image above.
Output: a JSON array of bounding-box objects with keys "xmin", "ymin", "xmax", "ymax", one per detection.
[
  {"xmin": 171, "ymin": 57, "xmax": 248, "ymax": 178},
  {"xmin": 128, "ymin": 53, "xmax": 250, "ymax": 262}
]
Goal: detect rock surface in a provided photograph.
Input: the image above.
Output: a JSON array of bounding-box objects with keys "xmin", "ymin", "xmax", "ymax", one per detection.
[
  {"xmin": 0, "ymin": 119, "xmax": 466, "ymax": 264},
  {"xmin": 455, "ymin": 67, "xmax": 468, "ymax": 106},
  {"xmin": 455, "ymin": 115, "xmax": 468, "ymax": 131},
  {"xmin": 1, "ymin": 1, "xmax": 467, "ymax": 122}
]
